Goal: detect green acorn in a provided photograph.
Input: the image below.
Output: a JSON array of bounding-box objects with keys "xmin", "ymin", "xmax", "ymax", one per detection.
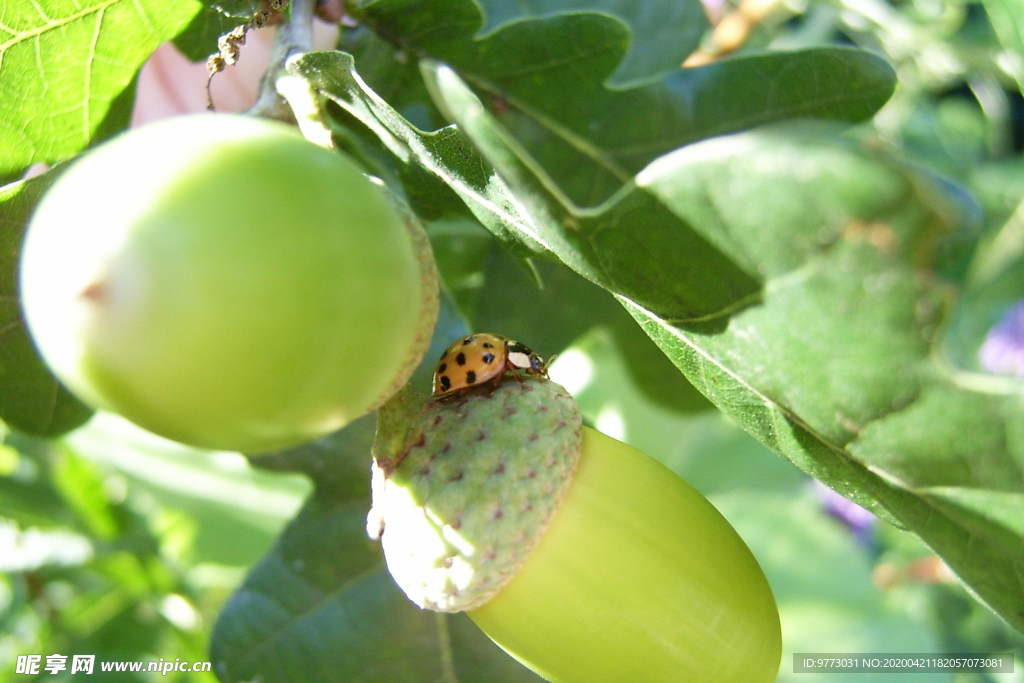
[{"xmin": 368, "ymin": 375, "xmax": 781, "ymax": 683}]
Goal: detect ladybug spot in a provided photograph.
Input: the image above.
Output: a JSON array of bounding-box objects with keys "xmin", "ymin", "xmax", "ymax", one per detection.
[
  {"xmin": 483, "ymin": 342, "xmax": 493, "ymax": 348},
  {"xmin": 462, "ymin": 336, "xmax": 475, "ymax": 345},
  {"xmin": 482, "ymin": 353, "xmax": 495, "ymax": 364},
  {"xmin": 456, "ymin": 352, "xmax": 466, "ymax": 366},
  {"xmin": 466, "ymin": 370, "xmax": 477, "ymax": 384},
  {"xmin": 438, "ymin": 363, "xmax": 447, "ymax": 373},
  {"xmin": 439, "ymin": 376, "xmax": 451, "ymax": 391}
]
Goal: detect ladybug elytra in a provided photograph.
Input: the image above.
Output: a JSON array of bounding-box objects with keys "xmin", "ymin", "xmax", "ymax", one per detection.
[{"xmin": 432, "ymin": 333, "xmax": 547, "ymax": 397}]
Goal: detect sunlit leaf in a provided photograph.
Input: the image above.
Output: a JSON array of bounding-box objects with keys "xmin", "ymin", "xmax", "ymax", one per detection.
[{"xmin": 0, "ymin": 0, "xmax": 200, "ymax": 180}]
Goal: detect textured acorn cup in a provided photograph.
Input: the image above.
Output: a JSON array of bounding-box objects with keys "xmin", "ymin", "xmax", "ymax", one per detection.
[
  {"xmin": 370, "ymin": 377, "xmax": 781, "ymax": 683},
  {"xmin": 369, "ymin": 378, "xmax": 582, "ymax": 612}
]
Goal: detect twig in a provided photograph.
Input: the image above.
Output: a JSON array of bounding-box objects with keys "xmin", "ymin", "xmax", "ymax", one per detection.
[
  {"xmin": 205, "ymin": 1, "xmax": 292, "ymax": 111},
  {"xmin": 246, "ymin": 0, "xmax": 318, "ymax": 121}
]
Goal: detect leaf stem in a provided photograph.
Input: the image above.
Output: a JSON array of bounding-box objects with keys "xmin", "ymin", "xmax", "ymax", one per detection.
[{"xmin": 248, "ymin": 0, "xmax": 318, "ymax": 121}]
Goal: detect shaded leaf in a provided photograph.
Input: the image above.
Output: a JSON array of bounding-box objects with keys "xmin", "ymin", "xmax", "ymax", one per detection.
[
  {"xmin": 943, "ymin": 261, "xmax": 1024, "ymax": 379},
  {"xmin": 420, "ymin": 60, "xmax": 762, "ymax": 320},
  {"xmin": 430, "ymin": 220, "xmax": 619, "ymax": 356},
  {"xmin": 408, "ymin": 286, "xmax": 474, "ymax": 393},
  {"xmin": 0, "ymin": 174, "xmax": 93, "ymax": 436},
  {"xmin": 0, "ymin": 0, "xmax": 200, "ymax": 179},
  {"xmin": 355, "ymin": 0, "xmax": 896, "ymax": 206},
  {"xmin": 474, "ymin": 0, "xmax": 710, "ymax": 87},
  {"xmin": 91, "ymin": 72, "xmax": 141, "ymax": 148},
  {"xmin": 612, "ymin": 129, "xmax": 1022, "ymax": 632}
]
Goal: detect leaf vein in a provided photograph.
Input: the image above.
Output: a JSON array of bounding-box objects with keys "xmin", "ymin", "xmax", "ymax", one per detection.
[
  {"xmin": 0, "ymin": 0, "xmax": 121, "ymax": 57},
  {"xmin": 0, "ymin": 318, "xmax": 19, "ymax": 338},
  {"xmin": 27, "ymin": 0, "xmax": 54, "ymax": 23},
  {"xmin": 129, "ymin": 0, "xmax": 156, "ymax": 35},
  {"xmin": 434, "ymin": 612, "xmax": 459, "ymax": 683},
  {"xmin": 473, "ymin": 81, "xmax": 632, "ymax": 184},
  {"xmin": 82, "ymin": 8, "xmax": 105, "ymax": 136},
  {"xmin": 224, "ymin": 557, "xmax": 385, "ymax": 672}
]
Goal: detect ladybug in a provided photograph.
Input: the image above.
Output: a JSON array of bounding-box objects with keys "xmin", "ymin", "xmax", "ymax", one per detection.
[{"xmin": 433, "ymin": 333, "xmax": 547, "ymax": 397}]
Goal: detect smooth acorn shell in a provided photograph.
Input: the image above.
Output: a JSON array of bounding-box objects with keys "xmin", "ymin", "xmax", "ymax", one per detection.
[
  {"xmin": 469, "ymin": 426, "xmax": 782, "ymax": 683},
  {"xmin": 20, "ymin": 114, "xmax": 437, "ymax": 452}
]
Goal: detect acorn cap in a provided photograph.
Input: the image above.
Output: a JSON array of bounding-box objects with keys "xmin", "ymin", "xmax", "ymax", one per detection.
[{"xmin": 369, "ymin": 377, "xmax": 582, "ymax": 612}]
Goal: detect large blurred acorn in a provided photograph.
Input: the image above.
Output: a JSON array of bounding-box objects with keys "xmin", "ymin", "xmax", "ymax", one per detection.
[{"xmin": 368, "ymin": 356, "xmax": 781, "ymax": 683}]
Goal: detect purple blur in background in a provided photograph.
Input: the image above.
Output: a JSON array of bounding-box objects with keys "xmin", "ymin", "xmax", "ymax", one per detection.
[
  {"xmin": 979, "ymin": 300, "xmax": 1024, "ymax": 377},
  {"xmin": 813, "ymin": 480, "xmax": 876, "ymax": 547}
]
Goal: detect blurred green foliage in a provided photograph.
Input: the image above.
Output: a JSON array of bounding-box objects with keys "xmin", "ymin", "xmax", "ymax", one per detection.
[
  {"xmin": 4, "ymin": 0, "xmax": 1024, "ymax": 680},
  {"xmin": 0, "ymin": 417, "xmax": 309, "ymax": 681}
]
